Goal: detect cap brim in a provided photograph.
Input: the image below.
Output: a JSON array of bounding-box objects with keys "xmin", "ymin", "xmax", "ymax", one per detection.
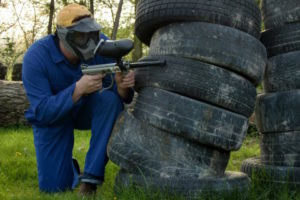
[{"xmin": 68, "ymin": 18, "xmax": 102, "ymax": 32}]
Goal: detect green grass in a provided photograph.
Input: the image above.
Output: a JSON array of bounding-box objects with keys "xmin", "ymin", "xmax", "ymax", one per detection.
[{"xmin": 0, "ymin": 127, "xmax": 299, "ymax": 200}]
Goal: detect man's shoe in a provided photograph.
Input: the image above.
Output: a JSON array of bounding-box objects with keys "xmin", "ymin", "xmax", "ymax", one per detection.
[{"xmin": 79, "ymin": 182, "xmax": 97, "ymax": 197}]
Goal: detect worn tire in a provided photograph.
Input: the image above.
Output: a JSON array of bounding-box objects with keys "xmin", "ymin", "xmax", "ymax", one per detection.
[
  {"xmin": 135, "ymin": 55, "xmax": 256, "ymax": 117},
  {"xmin": 135, "ymin": 0, "xmax": 261, "ymax": 45},
  {"xmin": 263, "ymin": 51, "xmax": 300, "ymax": 92},
  {"xmin": 11, "ymin": 63, "xmax": 22, "ymax": 81},
  {"xmin": 133, "ymin": 87, "xmax": 249, "ymax": 151},
  {"xmin": 115, "ymin": 170, "xmax": 251, "ymax": 199},
  {"xmin": 241, "ymin": 157, "xmax": 300, "ymax": 187},
  {"xmin": 255, "ymin": 90, "xmax": 300, "ymax": 133},
  {"xmin": 260, "ymin": 131, "xmax": 300, "ymax": 167},
  {"xmin": 107, "ymin": 111, "xmax": 230, "ymax": 178},
  {"xmin": 260, "ymin": 23, "xmax": 300, "ymax": 58},
  {"xmin": 261, "ymin": 0, "xmax": 300, "ymax": 29},
  {"xmin": 0, "ymin": 64, "xmax": 7, "ymax": 80},
  {"xmin": 149, "ymin": 22, "xmax": 267, "ymax": 85}
]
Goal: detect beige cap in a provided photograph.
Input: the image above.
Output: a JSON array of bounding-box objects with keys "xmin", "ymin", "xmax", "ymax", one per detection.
[{"xmin": 56, "ymin": 3, "xmax": 92, "ymax": 27}]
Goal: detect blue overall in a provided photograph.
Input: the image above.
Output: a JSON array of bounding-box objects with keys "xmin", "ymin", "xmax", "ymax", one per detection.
[{"xmin": 22, "ymin": 34, "xmax": 133, "ymax": 192}]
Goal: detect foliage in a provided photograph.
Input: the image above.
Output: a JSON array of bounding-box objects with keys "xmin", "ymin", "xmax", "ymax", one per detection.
[
  {"xmin": 0, "ymin": 37, "xmax": 23, "ymax": 79},
  {"xmin": 0, "ymin": 0, "xmax": 140, "ymax": 65},
  {"xmin": 256, "ymin": 0, "xmax": 261, "ymax": 6}
]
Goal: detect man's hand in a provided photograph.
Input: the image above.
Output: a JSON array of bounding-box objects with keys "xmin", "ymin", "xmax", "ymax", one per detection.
[
  {"xmin": 72, "ymin": 74, "xmax": 104, "ymax": 103},
  {"xmin": 115, "ymin": 70, "xmax": 135, "ymax": 100}
]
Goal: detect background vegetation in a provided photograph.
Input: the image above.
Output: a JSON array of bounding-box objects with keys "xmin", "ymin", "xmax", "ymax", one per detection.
[
  {"xmin": 0, "ymin": 0, "xmax": 143, "ymax": 80},
  {"xmin": 3, "ymin": 0, "xmax": 298, "ymax": 199},
  {"xmin": 0, "ymin": 0, "xmax": 263, "ymax": 75}
]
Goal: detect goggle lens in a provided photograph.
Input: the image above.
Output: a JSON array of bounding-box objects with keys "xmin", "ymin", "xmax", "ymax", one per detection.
[{"xmin": 70, "ymin": 31, "xmax": 100, "ymax": 47}]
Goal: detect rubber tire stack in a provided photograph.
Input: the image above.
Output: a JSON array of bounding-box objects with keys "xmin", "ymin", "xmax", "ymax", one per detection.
[
  {"xmin": 241, "ymin": 0, "xmax": 300, "ymax": 188},
  {"xmin": 12, "ymin": 63, "xmax": 22, "ymax": 81},
  {"xmin": 0, "ymin": 62, "xmax": 7, "ymax": 80},
  {"xmin": 107, "ymin": 1, "xmax": 267, "ymax": 198}
]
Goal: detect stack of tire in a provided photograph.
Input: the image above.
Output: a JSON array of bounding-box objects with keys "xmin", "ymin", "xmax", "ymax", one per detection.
[
  {"xmin": 12, "ymin": 63, "xmax": 22, "ymax": 81},
  {"xmin": 107, "ymin": 0, "xmax": 267, "ymax": 198},
  {"xmin": 0, "ymin": 62, "xmax": 7, "ymax": 80},
  {"xmin": 241, "ymin": 0, "xmax": 300, "ymax": 188}
]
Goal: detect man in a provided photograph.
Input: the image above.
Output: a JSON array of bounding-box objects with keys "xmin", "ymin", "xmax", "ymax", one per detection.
[{"xmin": 22, "ymin": 3, "xmax": 134, "ymax": 195}]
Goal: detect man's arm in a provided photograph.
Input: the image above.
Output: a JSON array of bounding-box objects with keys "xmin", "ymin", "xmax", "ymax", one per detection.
[{"xmin": 23, "ymin": 47, "xmax": 79, "ymax": 126}]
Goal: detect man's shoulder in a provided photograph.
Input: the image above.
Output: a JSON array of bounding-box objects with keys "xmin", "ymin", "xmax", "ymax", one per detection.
[
  {"xmin": 27, "ymin": 35, "xmax": 53, "ymax": 52},
  {"xmin": 24, "ymin": 35, "xmax": 54, "ymax": 61}
]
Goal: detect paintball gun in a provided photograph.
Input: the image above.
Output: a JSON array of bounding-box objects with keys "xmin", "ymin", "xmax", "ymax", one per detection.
[{"xmin": 81, "ymin": 39, "xmax": 166, "ymax": 91}]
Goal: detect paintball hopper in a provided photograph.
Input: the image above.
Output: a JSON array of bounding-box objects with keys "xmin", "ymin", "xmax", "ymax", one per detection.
[{"xmin": 95, "ymin": 39, "xmax": 134, "ymax": 59}]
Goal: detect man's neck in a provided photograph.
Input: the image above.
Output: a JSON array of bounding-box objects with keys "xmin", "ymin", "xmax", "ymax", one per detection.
[{"xmin": 59, "ymin": 41, "xmax": 79, "ymax": 65}]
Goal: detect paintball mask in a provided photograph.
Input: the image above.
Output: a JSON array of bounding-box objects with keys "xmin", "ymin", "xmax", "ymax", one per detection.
[{"xmin": 57, "ymin": 17, "xmax": 102, "ymax": 61}]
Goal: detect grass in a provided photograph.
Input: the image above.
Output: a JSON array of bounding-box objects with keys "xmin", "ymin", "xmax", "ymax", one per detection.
[{"xmin": 0, "ymin": 126, "xmax": 299, "ymax": 200}]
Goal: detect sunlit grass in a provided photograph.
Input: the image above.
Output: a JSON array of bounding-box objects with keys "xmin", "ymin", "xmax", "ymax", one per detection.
[{"xmin": 0, "ymin": 127, "xmax": 299, "ymax": 200}]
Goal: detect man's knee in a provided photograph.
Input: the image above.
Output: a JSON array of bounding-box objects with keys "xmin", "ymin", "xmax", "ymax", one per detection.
[
  {"xmin": 37, "ymin": 156, "xmax": 74, "ymax": 192},
  {"xmin": 33, "ymin": 125, "xmax": 75, "ymax": 193}
]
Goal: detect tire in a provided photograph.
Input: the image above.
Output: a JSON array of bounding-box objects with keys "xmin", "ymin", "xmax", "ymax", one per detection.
[
  {"xmin": 135, "ymin": 55, "xmax": 256, "ymax": 117},
  {"xmin": 255, "ymin": 90, "xmax": 300, "ymax": 133},
  {"xmin": 260, "ymin": 23, "xmax": 300, "ymax": 58},
  {"xmin": 263, "ymin": 51, "xmax": 300, "ymax": 92},
  {"xmin": 0, "ymin": 64, "xmax": 7, "ymax": 80},
  {"xmin": 241, "ymin": 157, "xmax": 300, "ymax": 187},
  {"xmin": 260, "ymin": 131, "xmax": 300, "ymax": 167},
  {"xmin": 107, "ymin": 111, "xmax": 230, "ymax": 178},
  {"xmin": 11, "ymin": 63, "xmax": 22, "ymax": 81},
  {"xmin": 261, "ymin": 0, "xmax": 300, "ymax": 29},
  {"xmin": 133, "ymin": 87, "xmax": 249, "ymax": 151},
  {"xmin": 115, "ymin": 170, "xmax": 251, "ymax": 199},
  {"xmin": 149, "ymin": 22, "xmax": 267, "ymax": 85},
  {"xmin": 135, "ymin": 0, "xmax": 261, "ymax": 45}
]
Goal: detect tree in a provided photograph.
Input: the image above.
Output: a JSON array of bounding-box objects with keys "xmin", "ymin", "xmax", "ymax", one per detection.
[
  {"xmin": 131, "ymin": 0, "xmax": 142, "ymax": 61},
  {"xmin": 47, "ymin": 0, "xmax": 55, "ymax": 34},
  {"xmin": 11, "ymin": 0, "xmax": 41, "ymax": 49},
  {"xmin": 90, "ymin": 0, "xmax": 94, "ymax": 14},
  {"xmin": 0, "ymin": 37, "xmax": 23, "ymax": 79},
  {"xmin": 111, "ymin": 0, "xmax": 123, "ymax": 40}
]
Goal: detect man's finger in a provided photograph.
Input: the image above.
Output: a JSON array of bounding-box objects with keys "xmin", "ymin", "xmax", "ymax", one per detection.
[
  {"xmin": 122, "ymin": 75, "xmax": 135, "ymax": 82},
  {"xmin": 121, "ymin": 79, "xmax": 135, "ymax": 85},
  {"xmin": 89, "ymin": 74, "xmax": 103, "ymax": 80},
  {"xmin": 121, "ymin": 80, "xmax": 135, "ymax": 88},
  {"xmin": 123, "ymin": 71, "xmax": 134, "ymax": 78}
]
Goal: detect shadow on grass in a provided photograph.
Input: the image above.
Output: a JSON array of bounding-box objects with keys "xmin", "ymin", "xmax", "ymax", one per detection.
[{"xmin": 113, "ymin": 168, "xmax": 300, "ymax": 200}]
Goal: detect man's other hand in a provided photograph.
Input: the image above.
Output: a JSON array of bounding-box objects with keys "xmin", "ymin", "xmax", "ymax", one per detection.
[
  {"xmin": 115, "ymin": 70, "xmax": 135, "ymax": 89},
  {"xmin": 115, "ymin": 70, "xmax": 135, "ymax": 100}
]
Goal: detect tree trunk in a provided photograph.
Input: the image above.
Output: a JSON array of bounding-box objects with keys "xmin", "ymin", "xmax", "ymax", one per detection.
[
  {"xmin": 90, "ymin": 0, "xmax": 94, "ymax": 15},
  {"xmin": 132, "ymin": 0, "xmax": 143, "ymax": 61},
  {"xmin": 0, "ymin": 80, "xmax": 29, "ymax": 126},
  {"xmin": 47, "ymin": 0, "xmax": 55, "ymax": 35},
  {"xmin": 132, "ymin": 35, "xmax": 143, "ymax": 61},
  {"xmin": 111, "ymin": 0, "xmax": 123, "ymax": 40}
]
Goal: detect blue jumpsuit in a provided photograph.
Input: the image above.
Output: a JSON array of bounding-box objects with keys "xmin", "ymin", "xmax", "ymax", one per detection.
[{"xmin": 22, "ymin": 34, "xmax": 133, "ymax": 192}]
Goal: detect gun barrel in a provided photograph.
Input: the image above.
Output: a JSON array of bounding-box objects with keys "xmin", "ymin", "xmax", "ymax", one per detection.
[
  {"xmin": 81, "ymin": 59, "xmax": 166, "ymax": 75},
  {"xmin": 81, "ymin": 63, "xmax": 121, "ymax": 74},
  {"xmin": 129, "ymin": 60, "xmax": 166, "ymax": 69}
]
